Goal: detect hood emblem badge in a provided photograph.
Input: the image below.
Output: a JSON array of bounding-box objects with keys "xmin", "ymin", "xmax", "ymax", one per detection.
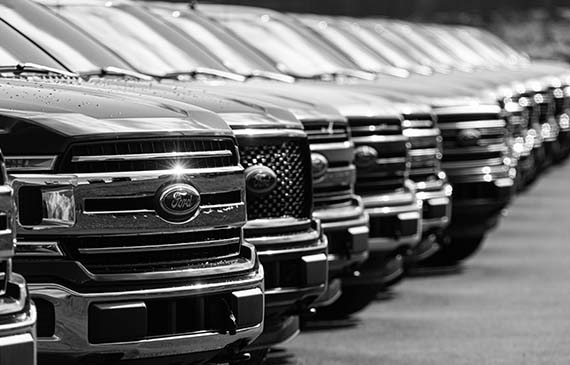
[
  {"xmin": 311, "ymin": 153, "xmax": 329, "ymax": 180},
  {"xmin": 245, "ymin": 165, "xmax": 278, "ymax": 195},
  {"xmin": 354, "ymin": 146, "xmax": 378, "ymax": 168},
  {"xmin": 457, "ymin": 129, "xmax": 482, "ymax": 147},
  {"xmin": 155, "ymin": 183, "xmax": 201, "ymax": 223}
]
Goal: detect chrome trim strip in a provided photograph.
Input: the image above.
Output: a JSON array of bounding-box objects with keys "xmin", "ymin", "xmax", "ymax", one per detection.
[
  {"xmin": 78, "ymin": 237, "xmax": 241, "ymax": 254},
  {"xmin": 352, "ymin": 135, "xmax": 409, "ymax": 143},
  {"xmin": 245, "ymin": 230, "xmax": 320, "ymax": 247},
  {"xmin": 403, "ymin": 120, "xmax": 434, "ymax": 128},
  {"xmin": 232, "ymin": 129, "xmax": 306, "ymax": 138},
  {"xmin": 71, "ymin": 150, "xmax": 233, "ymax": 162},
  {"xmin": 438, "ymin": 119, "xmax": 506, "ymax": 130},
  {"xmin": 404, "ymin": 129, "xmax": 440, "ymax": 138},
  {"xmin": 310, "ymin": 141, "xmax": 353, "ymax": 151},
  {"xmin": 11, "ymin": 165, "xmax": 244, "ymax": 184},
  {"xmin": 376, "ymin": 157, "xmax": 408, "ymax": 164},
  {"xmin": 408, "ymin": 148, "xmax": 439, "ymax": 157},
  {"xmin": 442, "ymin": 157, "xmax": 505, "ymax": 169}
]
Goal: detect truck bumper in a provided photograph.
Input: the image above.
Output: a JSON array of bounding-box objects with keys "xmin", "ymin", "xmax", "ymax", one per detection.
[
  {"xmin": 0, "ymin": 274, "xmax": 36, "ymax": 365},
  {"xmin": 245, "ymin": 219, "xmax": 328, "ymax": 313},
  {"xmin": 344, "ymin": 192, "xmax": 422, "ymax": 286},
  {"xmin": 446, "ymin": 177, "xmax": 515, "ymax": 238},
  {"xmin": 311, "ymin": 199, "xmax": 369, "ymax": 306},
  {"xmin": 409, "ymin": 181, "xmax": 453, "ymax": 263},
  {"xmin": 244, "ymin": 219, "xmax": 328, "ymax": 349},
  {"xmin": 314, "ymin": 197, "xmax": 370, "ymax": 277},
  {"xmin": 32, "ymin": 244, "xmax": 265, "ymax": 363}
]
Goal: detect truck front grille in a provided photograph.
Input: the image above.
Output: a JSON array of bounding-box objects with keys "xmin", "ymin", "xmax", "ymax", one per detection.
[
  {"xmin": 314, "ymin": 185, "xmax": 353, "ymax": 208},
  {"xmin": 437, "ymin": 109, "xmax": 508, "ymax": 169},
  {"xmin": 402, "ymin": 113, "xmax": 442, "ymax": 182},
  {"xmin": 303, "ymin": 121, "xmax": 350, "ymax": 143},
  {"xmin": 58, "ymin": 137, "xmax": 238, "ymax": 173},
  {"xmin": 349, "ymin": 117, "xmax": 409, "ymax": 195},
  {"xmin": 239, "ymin": 137, "xmax": 312, "ymax": 220},
  {"xmin": 58, "ymin": 227, "xmax": 242, "ymax": 274}
]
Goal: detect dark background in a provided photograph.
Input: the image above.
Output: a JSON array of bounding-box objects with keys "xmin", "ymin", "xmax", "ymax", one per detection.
[
  {"xmin": 161, "ymin": 0, "xmax": 570, "ymax": 61},
  {"xmin": 199, "ymin": 0, "xmax": 562, "ymax": 20}
]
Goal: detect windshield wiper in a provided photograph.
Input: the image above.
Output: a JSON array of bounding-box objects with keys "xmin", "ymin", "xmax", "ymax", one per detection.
[
  {"xmin": 244, "ymin": 70, "xmax": 295, "ymax": 83},
  {"xmin": 80, "ymin": 66, "xmax": 153, "ymax": 81},
  {"xmin": 305, "ymin": 68, "xmax": 377, "ymax": 81},
  {"xmin": 162, "ymin": 67, "xmax": 245, "ymax": 82},
  {"xmin": 0, "ymin": 63, "xmax": 78, "ymax": 77}
]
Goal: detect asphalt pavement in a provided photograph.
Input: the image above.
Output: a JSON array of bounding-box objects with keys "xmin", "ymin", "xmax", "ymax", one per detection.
[{"xmin": 268, "ymin": 162, "xmax": 570, "ymax": 365}]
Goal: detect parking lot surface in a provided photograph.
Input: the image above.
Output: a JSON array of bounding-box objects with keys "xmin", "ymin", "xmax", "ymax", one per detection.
[{"xmin": 269, "ymin": 163, "xmax": 570, "ymax": 364}]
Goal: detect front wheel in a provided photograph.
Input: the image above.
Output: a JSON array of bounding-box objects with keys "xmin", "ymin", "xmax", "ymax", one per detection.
[{"xmin": 421, "ymin": 234, "xmax": 485, "ymax": 267}]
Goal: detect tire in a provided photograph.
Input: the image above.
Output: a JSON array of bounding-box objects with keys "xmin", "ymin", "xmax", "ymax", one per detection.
[
  {"xmin": 313, "ymin": 284, "xmax": 381, "ymax": 320},
  {"xmin": 421, "ymin": 235, "xmax": 485, "ymax": 267}
]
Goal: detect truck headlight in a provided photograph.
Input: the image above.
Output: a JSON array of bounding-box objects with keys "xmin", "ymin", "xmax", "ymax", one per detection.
[
  {"xmin": 18, "ymin": 186, "xmax": 75, "ymax": 227},
  {"xmin": 5, "ymin": 156, "xmax": 57, "ymax": 172},
  {"xmin": 42, "ymin": 188, "xmax": 75, "ymax": 225}
]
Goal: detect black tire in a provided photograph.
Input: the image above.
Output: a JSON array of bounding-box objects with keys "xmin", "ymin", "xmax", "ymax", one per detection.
[
  {"xmin": 313, "ymin": 284, "xmax": 381, "ymax": 320},
  {"xmin": 421, "ymin": 235, "xmax": 485, "ymax": 267}
]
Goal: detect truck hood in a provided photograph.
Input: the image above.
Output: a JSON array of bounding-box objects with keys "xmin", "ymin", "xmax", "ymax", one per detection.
[
  {"xmin": 67, "ymin": 78, "xmax": 304, "ymax": 131},
  {"xmin": 0, "ymin": 78, "xmax": 235, "ymax": 155}
]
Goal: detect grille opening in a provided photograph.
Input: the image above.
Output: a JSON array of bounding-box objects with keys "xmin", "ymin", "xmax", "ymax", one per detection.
[
  {"xmin": 262, "ymin": 259, "xmax": 306, "ymax": 290},
  {"xmin": 88, "ymin": 292, "xmax": 261, "ymax": 343},
  {"xmin": 18, "ymin": 186, "xmax": 43, "ymax": 226},
  {"xmin": 0, "ymin": 214, "xmax": 8, "ymax": 231},
  {"xmin": 58, "ymin": 137, "xmax": 238, "ymax": 173},
  {"xmin": 356, "ymin": 177, "xmax": 407, "ymax": 195},
  {"xmin": 314, "ymin": 185, "xmax": 353, "ymax": 208},
  {"xmin": 35, "ymin": 298, "xmax": 55, "ymax": 338},
  {"xmin": 452, "ymin": 182, "xmax": 509, "ymax": 201},
  {"xmin": 437, "ymin": 113, "xmax": 502, "ymax": 123},
  {"xmin": 53, "ymin": 228, "xmax": 242, "ymax": 274},
  {"xmin": 145, "ymin": 296, "xmax": 231, "ymax": 337},
  {"xmin": 238, "ymin": 137, "xmax": 312, "ymax": 221}
]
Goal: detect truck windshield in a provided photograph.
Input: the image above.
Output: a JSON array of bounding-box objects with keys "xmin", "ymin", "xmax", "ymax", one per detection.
[
  {"xmin": 298, "ymin": 17, "xmax": 393, "ymax": 73},
  {"xmin": 48, "ymin": 2, "xmax": 227, "ymax": 76},
  {"xmin": 0, "ymin": 19, "xmax": 64, "ymax": 70},
  {"xmin": 0, "ymin": 0, "xmax": 130, "ymax": 73},
  {"xmin": 202, "ymin": 7, "xmax": 359, "ymax": 78},
  {"xmin": 150, "ymin": 6, "xmax": 281, "ymax": 76}
]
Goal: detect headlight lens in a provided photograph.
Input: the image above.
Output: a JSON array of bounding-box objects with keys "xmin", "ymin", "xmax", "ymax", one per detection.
[
  {"xmin": 18, "ymin": 185, "xmax": 75, "ymax": 227},
  {"xmin": 5, "ymin": 156, "xmax": 57, "ymax": 172},
  {"xmin": 42, "ymin": 188, "xmax": 75, "ymax": 225}
]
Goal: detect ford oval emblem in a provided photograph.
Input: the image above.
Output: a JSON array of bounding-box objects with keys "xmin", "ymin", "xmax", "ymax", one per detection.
[
  {"xmin": 456, "ymin": 129, "xmax": 482, "ymax": 147},
  {"xmin": 354, "ymin": 145, "xmax": 378, "ymax": 168},
  {"xmin": 311, "ymin": 153, "xmax": 329, "ymax": 181},
  {"xmin": 245, "ymin": 165, "xmax": 278, "ymax": 195},
  {"xmin": 155, "ymin": 183, "xmax": 200, "ymax": 223}
]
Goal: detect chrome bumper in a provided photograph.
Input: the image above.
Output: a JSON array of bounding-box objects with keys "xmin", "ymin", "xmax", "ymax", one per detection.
[
  {"xmin": 32, "ymin": 244, "xmax": 264, "ymax": 362},
  {"xmin": 415, "ymin": 181, "xmax": 452, "ymax": 231},
  {"xmin": 313, "ymin": 197, "xmax": 370, "ymax": 273},
  {"xmin": 362, "ymin": 192, "xmax": 423, "ymax": 253},
  {"xmin": 245, "ymin": 219, "xmax": 328, "ymax": 310},
  {"xmin": 0, "ymin": 274, "xmax": 36, "ymax": 365}
]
